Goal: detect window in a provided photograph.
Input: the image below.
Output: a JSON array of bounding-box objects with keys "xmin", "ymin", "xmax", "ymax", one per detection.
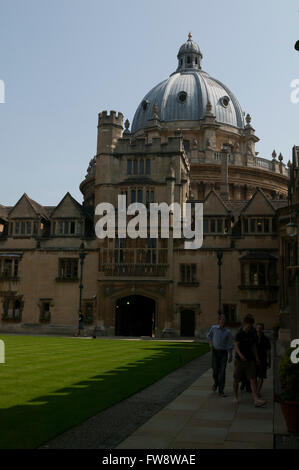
[
  {"xmin": 243, "ymin": 218, "xmax": 248, "ymax": 233},
  {"xmin": 244, "ymin": 217, "xmax": 273, "ymax": 234},
  {"xmin": 0, "ymin": 257, "xmax": 19, "ymax": 279},
  {"xmin": 256, "ymin": 219, "xmax": 263, "ymax": 233},
  {"xmin": 221, "ymin": 96, "xmax": 230, "ymax": 107},
  {"xmin": 3, "ymin": 259, "xmax": 12, "ymax": 277},
  {"xmin": 217, "ymin": 219, "xmax": 223, "ymax": 233},
  {"xmin": 223, "ymin": 304, "xmax": 238, "ymax": 323},
  {"xmin": 13, "ymin": 220, "xmax": 35, "ymax": 236},
  {"xmin": 64, "ymin": 222, "xmax": 69, "ymax": 235},
  {"xmin": 2, "ymin": 297, "xmax": 22, "ymax": 321},
  {"xmin": 39, "ymin": 300, "xmax": 51, "ymax": 323},
  {"xmin": 203, "ymin": 219, "xmax": 209, "ymax": 234},
  {"xmin": 137, "ymin": 189, "xmax": 143, "ymax": 203},
  {"xmin": 131, "ymin": 190, "xmax": 136, "ymax": 203},
  {"xmin": 241, "ymin": 261, "xmax": 275, "ymax": 287},
  {"xmin": 178, "ymin": 91, "xmax": 187, "ymax": 102},
  {"xmin": 210, "ymin": 219, "xmax": 216, "ymax": 233},
  {"xmin": 128, "ymin": 158, "xmax": 149, "ymax": 175},
  {"xmin": 250, "ymin": 218, "xmax": 256, "ymax": 233},
  {"xmin": 58, "ymin": 259, "xmax": 78, "ymax": 280},
  {"xmin": 180, "ymin": 264, "xmax": 197, "ymax": 283},
  {"xmin": 55, "ymin": 220, "xmax": 82, "ymax": 236}
]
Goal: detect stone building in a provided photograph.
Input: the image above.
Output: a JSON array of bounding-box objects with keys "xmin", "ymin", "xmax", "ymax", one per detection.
[
  {"xmin": 277, "ymin": 146, "xmax": 299, "ymax": 340},
  {"xmin": 0, "ymin": 35, "xmax": 290, "ymax": 337}
]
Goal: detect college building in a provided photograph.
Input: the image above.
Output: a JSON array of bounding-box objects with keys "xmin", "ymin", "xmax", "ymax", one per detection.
[{"xmin": 0, "ymin": 34, "xmax": 297, "ymax": 338}]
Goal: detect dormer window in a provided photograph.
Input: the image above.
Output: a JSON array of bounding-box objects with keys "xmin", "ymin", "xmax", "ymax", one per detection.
[
  {"xmin": 12, "ymin": 220, "xmax": 34, "ymax": 236},
  {"xmin": 178, "ymin": 91, "xmax": 187, "ymax": 103},
  {"xmin": 53, "ymin": 220, "xmax": 84, "ymax": 237},
  {"xmin": 221, "ymin": 96, "xmax": 230, "ymax": 108}
]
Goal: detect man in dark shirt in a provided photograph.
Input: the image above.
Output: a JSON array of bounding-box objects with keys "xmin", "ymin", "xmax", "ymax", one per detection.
[
  {"xmin": 233, "ymin": 315, "xmax": 266, "ymax": 407},
  {"xmin": 256, "ymin": 323, "xmax": 271, "ymax": 397}
]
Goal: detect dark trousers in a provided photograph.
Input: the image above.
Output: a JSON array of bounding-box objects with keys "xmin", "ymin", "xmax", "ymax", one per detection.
[{"xmin": 212, "ymin": 350, "xmax": 228, "ymax": 394}]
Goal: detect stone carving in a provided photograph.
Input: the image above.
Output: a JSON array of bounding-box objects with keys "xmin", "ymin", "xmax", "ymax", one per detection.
[
  {"xmin": 206, "ymin": 100, "xmax": 212, "ymax": 114},
  {"xmin": 246, "ymin": 141, "xmax": 254, "ymax": 157},
  {"xmin": 152, "ymin": 104, "xmax": 159, "ymax": 119},
  {"xmin": 206, "ymin": 137, "xmax": 214, "ymax": 150},
  {"xmin": 123, "ymin": 119, "xmax": 130, "ymax": 136},
  {"xmin": 86, "ymin": 156, "xmax": 96, "ymax": 178},
  {"xmin": 233, "ymin": 141, "xmax": 240, "ymax": 153}
]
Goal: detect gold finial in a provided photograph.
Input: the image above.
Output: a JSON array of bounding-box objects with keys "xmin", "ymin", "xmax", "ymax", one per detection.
[{"xmin": 188, "ymin": 32, "xmax": 192, "ymax": 40}]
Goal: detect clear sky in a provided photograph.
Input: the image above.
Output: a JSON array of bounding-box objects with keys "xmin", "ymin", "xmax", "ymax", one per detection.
[{"xmin": 0, "ymin": 0, "xmax": 298, "ymax": 206}]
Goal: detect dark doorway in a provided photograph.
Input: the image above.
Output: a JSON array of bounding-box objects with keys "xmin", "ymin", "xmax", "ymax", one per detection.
[
  {"xmin": 180, "ymin": 310, "xmax": 195, "ymax": 337},
  {"xmin": 115, "ymin": 295, "xmax": 155, "ymax": 337}
]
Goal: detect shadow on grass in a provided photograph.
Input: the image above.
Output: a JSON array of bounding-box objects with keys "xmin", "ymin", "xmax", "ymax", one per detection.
[{"xmin": 0, "ymin": 342, "xmax": 209, "ymax": 449}]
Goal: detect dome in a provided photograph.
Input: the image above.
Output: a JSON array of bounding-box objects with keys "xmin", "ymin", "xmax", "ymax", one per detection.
[
  {"xmin": 131, "ymin": 34, "xmax": 245, "ymax": 134},
  {"xmin": 178, "ymin": 33, "xmax": 202, "ymax": 57}
]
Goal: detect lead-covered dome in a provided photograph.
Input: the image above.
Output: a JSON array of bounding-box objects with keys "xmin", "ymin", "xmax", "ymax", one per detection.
[{"xmin": 131, "ymin": 34, "xmax": 245, "ymax": 134}]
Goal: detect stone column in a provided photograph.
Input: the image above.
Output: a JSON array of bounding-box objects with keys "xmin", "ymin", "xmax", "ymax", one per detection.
[{"xmin": 220, "ymin": 149, "xmax": 229, "ymax": 200}]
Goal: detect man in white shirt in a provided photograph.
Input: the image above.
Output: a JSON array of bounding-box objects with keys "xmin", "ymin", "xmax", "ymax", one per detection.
[{"xmin": 207, "ymin": 314, "xmax": 233, "ymax": 397}]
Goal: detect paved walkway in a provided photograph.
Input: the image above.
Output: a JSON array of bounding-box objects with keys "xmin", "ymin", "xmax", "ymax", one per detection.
[{"xmin": 117, "ymin": 361, "xmax": 274, "ymax": 449}]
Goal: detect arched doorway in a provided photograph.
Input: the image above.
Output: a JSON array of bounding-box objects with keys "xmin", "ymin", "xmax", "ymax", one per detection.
[
  {"xmin": 115, "ymin": 295, "xmax": 155, "ymax": 337},
  {"xmin": 180, "ymin": 310, "xmax": 195, "ymax": 337}
]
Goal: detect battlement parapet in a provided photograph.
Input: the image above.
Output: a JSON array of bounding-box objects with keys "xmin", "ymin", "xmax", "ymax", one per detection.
[
  {"xmin": 114, "ymin": 136, "xmax": 184, "ymax": 155},
  {"xmin": 98, "ymin": 110, "xmax": 124, "ymax": 127}
]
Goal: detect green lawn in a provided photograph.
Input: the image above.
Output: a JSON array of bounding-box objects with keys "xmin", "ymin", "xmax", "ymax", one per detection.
[{"xmin": 0, "ymin": 335, "xmax": 209, "ymax": 449}]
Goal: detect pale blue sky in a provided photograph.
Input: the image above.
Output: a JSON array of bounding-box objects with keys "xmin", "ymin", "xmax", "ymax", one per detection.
[{"xmin": 0, "ymin": 0, "xmax": 298, "ymax": 206}]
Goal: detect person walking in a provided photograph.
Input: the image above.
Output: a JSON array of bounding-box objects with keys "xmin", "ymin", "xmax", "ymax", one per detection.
[
  {"xmin": 233, "ymin": 315, "xmax": 266, "ymax": 407},
  {"xmin": 256, "ymin": 323, "xmax": 271, "ymax": 397},
  {"xmin": 207, "ymin": 314, "xmax": 233, "ymax": 397},
  {"xmin": 77, "ymin": 310, "xmax": 85, "ymax": 337}
]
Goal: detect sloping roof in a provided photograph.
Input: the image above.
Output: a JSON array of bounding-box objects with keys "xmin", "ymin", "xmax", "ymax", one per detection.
[
  {"xmin": 203, "ymin": 188, "xmax": 231, "ymax": 214},
  {"xmin": 8, "ymin": 193, "xmax": 50, "ymax": 219},
  {"xmin": 240, "ymin": 188, "xmax": 276, "ymax": 214},
  {"xmin": 50, "ymin": 192, "xmax": 89, "ymax": 219}
]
